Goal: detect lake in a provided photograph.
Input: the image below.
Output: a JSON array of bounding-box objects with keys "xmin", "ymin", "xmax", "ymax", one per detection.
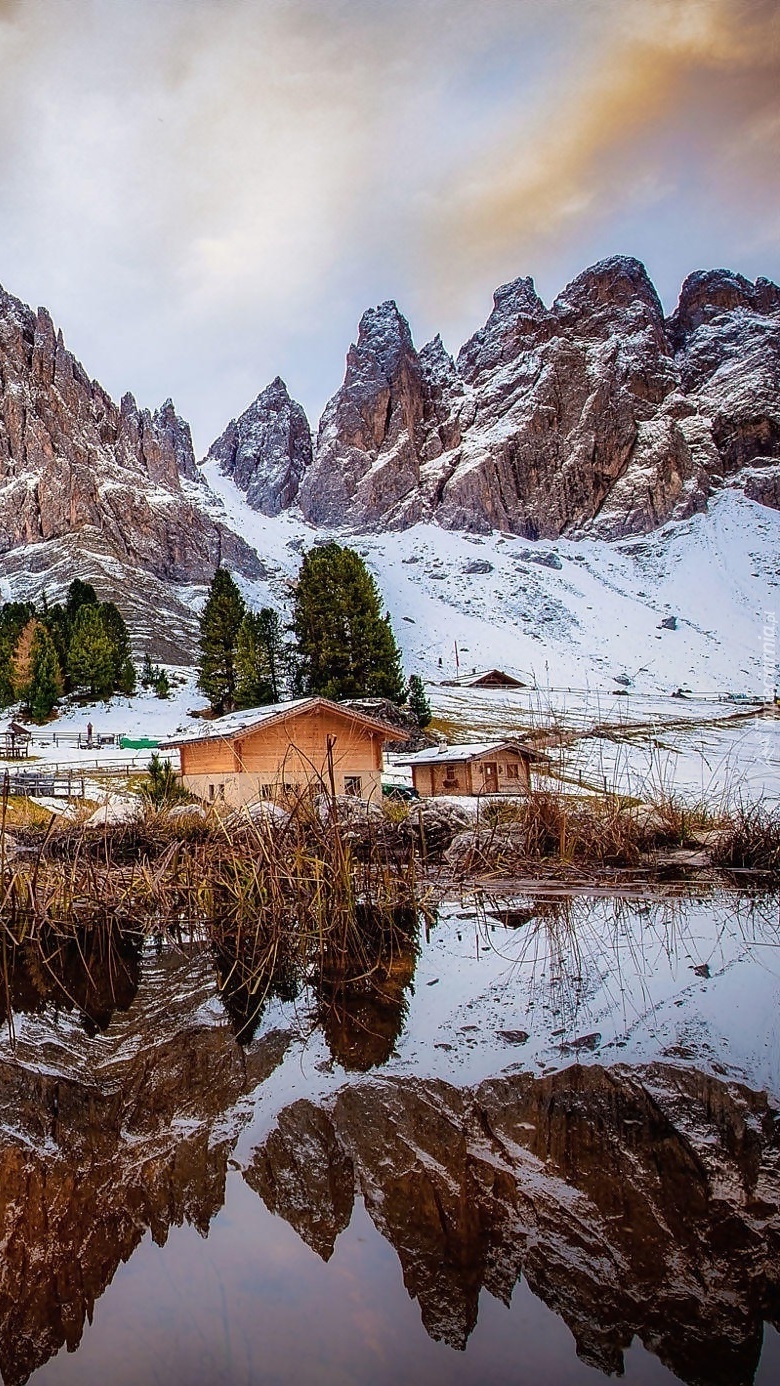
[{"xmin": 1, "ymin": 885, "xmax": 779, "ymax": 1386}]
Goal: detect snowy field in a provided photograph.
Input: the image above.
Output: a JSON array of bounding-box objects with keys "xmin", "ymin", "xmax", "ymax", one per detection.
[
  {"xmin": 2, "ymin": 471, "xmax": 778, "ymax": 809},
  {"xmin": 200, "ymin": 465, "xmax": 780, "ymax": 699}
]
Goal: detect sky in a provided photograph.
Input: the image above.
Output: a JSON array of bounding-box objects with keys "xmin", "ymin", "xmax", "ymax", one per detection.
[{"xmin": 0, "ymin": 0, "xmax": 778, "ymax": 453}]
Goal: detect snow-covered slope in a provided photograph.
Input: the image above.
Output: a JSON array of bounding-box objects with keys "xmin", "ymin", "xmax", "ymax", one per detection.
[{"xmin": 202, "ymin": 460, "xmax": 778, "ymax": 698}]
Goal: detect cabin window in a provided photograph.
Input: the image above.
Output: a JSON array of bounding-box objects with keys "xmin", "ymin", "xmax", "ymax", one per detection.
[
  {"xmin": 259, "ymin": 784, "xmax": 274, "ymax": 800},
  {"xmin": 217, "ymin": 783, "xmax": 225, "ymax": 800},
  {"xmin": 506, "ymin": 763, "xmax": 520, "ymax": 780},
  {"xmin": 208, "ymin": 783, "xmax": 215, "ymax": 801},
  {"xmin": 344, "ymin": 775, "xmax": 362, "ymax": 797}
]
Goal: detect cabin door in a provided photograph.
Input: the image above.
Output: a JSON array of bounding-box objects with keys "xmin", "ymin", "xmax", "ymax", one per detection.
[{"xmin": 483, "ymin": 761, "xmax": 498, "ymax": 793}]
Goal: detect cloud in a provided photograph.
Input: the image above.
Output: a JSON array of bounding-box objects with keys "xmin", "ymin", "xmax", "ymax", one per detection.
[
  {"xmin": 429, "ymin": 0, "xmax": 780, "ymax": 299},
  {"xmin": 0, "ymin": 0, "xmax": 778, "ymax": 448}
]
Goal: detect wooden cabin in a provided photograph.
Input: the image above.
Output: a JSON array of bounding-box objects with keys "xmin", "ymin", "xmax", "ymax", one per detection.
[
  {"xmin": 404, "ymin": 741, "xmax": 542, "ymax": 797},
  {"xmin": 440, "ymin": 669, "xmax": 528, "ymax": 689},
  {"xmin": 160, "ymin": 698, "xmax": 407, "ymax": 807},
  {"xmin": 1, "ymin": 722, "xmax": 32, "ymax": 760}
]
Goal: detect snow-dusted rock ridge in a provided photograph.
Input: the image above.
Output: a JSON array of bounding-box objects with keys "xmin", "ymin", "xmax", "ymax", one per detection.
[
  {"xmin": 292, "ymin": 257, "xmax": 780, "ymax": 538},
  {"xmin": 0, "ymin": 282, "xmax": 261, "ymax": 582},
  {"xmin": 205, "ymin": 376, "xmax": 312, "ymax": 516}
]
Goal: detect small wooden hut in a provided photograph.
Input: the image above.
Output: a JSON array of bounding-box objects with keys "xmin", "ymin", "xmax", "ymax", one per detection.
[
  {"xmin": 1, "ymin": 722, "xmax": 32, "ymax": 760},
  {"xmin": 404, "ymin": 740, "xmax": 543, "ymax": 797},
  {"xmin": 440, "ymin": 669, "xmax": 528, "ymax": 689}
]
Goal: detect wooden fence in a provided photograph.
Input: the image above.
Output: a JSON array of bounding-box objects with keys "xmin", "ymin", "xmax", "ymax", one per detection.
[{"xmin": 2, "ymin": 769, "xmax": 86, "ymax": 800}]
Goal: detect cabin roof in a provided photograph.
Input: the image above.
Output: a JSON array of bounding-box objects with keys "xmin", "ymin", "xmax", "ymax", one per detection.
[
  {"xmin": 404, "ymin": 739, "xmax": 544, "ymax": 766},
  {"xmin": 160, "ymin": 696, "xmax": 409, "ymax": 750},
  {"xmin": 3, "ymin": 722, "xmax": 31, "ymax": 737},
  {"xmin": 440, "ymin": 669, "xmax": 529, "ymax": 688}
]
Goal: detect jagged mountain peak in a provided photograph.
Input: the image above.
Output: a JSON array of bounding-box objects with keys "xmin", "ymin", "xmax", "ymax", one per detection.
[
  {"xmin": 296, "ymin": 255, "xmax": 780, "ymax": 538},
  {"xmin": 668, "ymin": 267, "xmax": 780, "ymax": 349},
  {"xmin": 0, "ymin": 275, "xmax": 261, "ymax": 657},
  {"xmin": 152, "ymin": 398, "xmax": 198, "ymax": 482},
  {"xmin": 204, "ymin": 377, "xmax": 312, "ymax": 516},
  {"xmin": 552, "ymin": 255, "xmax": 666, "ymax": 338},
  {"xmin": 457, "ymin": 273, "xmax": 551, "ymax": 384}
]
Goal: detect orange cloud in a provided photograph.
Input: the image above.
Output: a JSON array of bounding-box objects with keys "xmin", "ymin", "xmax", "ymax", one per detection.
[{"xmin": 430, "ymin": 0, "xmax": 780, "ymax": 290}]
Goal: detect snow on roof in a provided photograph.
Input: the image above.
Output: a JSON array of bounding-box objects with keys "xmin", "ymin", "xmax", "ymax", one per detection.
[
  {"xmin": 440, "ymin": 669, "xmax": 531, "ymax": 688},
  {"xmin": 160, "ymin": 696, "xmax": 408, "ymax": 748},
  {"xmin": 404, "ymin": 740, "xmax": 540, "ymax": 765}
]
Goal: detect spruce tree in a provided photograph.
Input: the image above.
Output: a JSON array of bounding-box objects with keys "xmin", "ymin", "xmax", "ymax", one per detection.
[
  {"xmin": 100, "ymin": 601, "xmax": 136, "ymax": 693},
  {"xmin": 236, "ymin": 612, "xmax": 275, "ymax": 709},
  {"xmin": 407, "ymin": 674, "xmax": 432, "ymax": 728},
  {"xmin": 68, "ymin": 605, "xmax": 115, "ymax": 698},
  {"xmin": 256, "ymin": 607, "xmax": 286, "ymax": 702},
  {"xmin": 65, "ymin": 579, "xmax": 98, "ymax": 626},
  {"xmin": 25, "ymin": 625, "xmax": 63, "ymax": 721},
  {"xmin": 198, "ymin": 568, "xmax": 246, "ymax": 714},
  {"xmin": 291, "ymin": 543, "xmax": 405, "ymax": 702}
]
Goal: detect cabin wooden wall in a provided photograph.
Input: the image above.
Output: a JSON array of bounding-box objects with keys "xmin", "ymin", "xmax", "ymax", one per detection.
[
  {"xmin": 413, "ymin": 752, "xmax": 531, "ymax": 797},
  {"xmin": 178, "ymin": 707, "xmax": 384, "ymax": 806}
]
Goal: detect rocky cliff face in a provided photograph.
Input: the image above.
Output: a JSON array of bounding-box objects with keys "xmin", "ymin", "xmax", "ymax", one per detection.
[
  {"xmin": 205, "ymin": 376, "xmax": 312, "ymax": 515},
  {"xmin": 0, "ymin": 284, "xmax": 261, "ymax": 610},
  {"xmin": 293, "ymin": 258, "xmax": 780, "ymax": 537}
]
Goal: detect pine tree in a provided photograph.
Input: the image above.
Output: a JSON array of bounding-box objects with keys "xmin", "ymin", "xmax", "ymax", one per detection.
[
  {"xmin": 291, "ymin": 543, "xmax": 405, "ymax": 702},
  {"xmin": 25, "ymin": 625, "xmax": 63, "ymax": 721},
  {"xmin": 256, "ymin": 607, "xmax": 286, "ymax": 702},
  {"xmin": 65, "ymin": 579, "xmax": 98, "ymax": 626},
  {"xmin": 198, "ymin": 568, "xmax": 246, "ymax": 714},
  {"xmin": 407, "ymin": 674, "xmax": 432, "ymax": 728},
  {"xmin": 67, "ymin": 605, "xmax": 115, "ymax": 698},
  {"xmin": 142, "ymin": 752, "xmax": 188, "ymax": 806},
  {"xmin": 100, "ymin": 601, "xmax": 136, "ymax": 692},
  {"xmin": 236, "ymin": 612, "xmax": 275, "ymax": 709}
]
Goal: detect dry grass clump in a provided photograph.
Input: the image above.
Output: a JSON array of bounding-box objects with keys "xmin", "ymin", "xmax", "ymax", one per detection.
[
  {"xmin": 444, "ymin": 788, "xmax": 739, "ymax": 877},
  {"xmin": 0, "ymin": 792, "xmax": 425, "ymax": 997},
  {"xmin": 710, "ymin": 801, "xmax": 780, "ymax": 874}
]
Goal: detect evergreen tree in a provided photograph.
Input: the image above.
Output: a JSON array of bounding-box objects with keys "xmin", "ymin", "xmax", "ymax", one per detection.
[
  {"xmin": 235, "ymin": 612, "xmax": 275, "ymax": 709},
  {"xmin": 407, "ymin": 674, "xmax": 432, "ymax": 728},
  {"xmin": 256, "ymin": 607, "xmax": 286, "ymax": 703},
  {"xmin": 100, "ymin": 601, "xmax": 136, "ymax": 692},
  {"xmin": 142, "ymin": 752, "xmax": 188, "ymax": 806},
  {"xmin": 24, "ymin": 625, "xmax": 63, "ymax": 721},
  {"xmin": 154, "ymin": 668, "xmax": 171, "ymax": 699},
  {"xmin": 198, "ymin": 568, "xmax": 246, "ymax": 714},
  {"xmin": 141, "ymin": 652, "xmax": 156, "ymax": 688},
  {"xmin": 42, "ymin": 602, "xmax": 71, "ymax": 690},
  {"xmin": 67, "ymin": 605, "xmax": 115, "ymax": 698},
  {"xmin": 291, "ymin": 543, "xmax": 405, "ymax": 702},
  {"xmin": 235, "ymin": 607, "xmax": 286, "ymax": 708},
  {"xmin": 65, "ymin": 579, "xmax": 98, "ymax": 626}
]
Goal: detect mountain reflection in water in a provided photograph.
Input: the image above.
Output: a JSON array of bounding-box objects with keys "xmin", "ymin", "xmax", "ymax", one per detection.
[{"xmin": 0, "ymin": 892, "xmax": 777, "ymax": 1385}]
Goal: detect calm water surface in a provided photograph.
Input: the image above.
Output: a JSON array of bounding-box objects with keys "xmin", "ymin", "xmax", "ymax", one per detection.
[{"xmin": 1, "ymin": 887, "xmax": 778, "ymax": 1386}]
